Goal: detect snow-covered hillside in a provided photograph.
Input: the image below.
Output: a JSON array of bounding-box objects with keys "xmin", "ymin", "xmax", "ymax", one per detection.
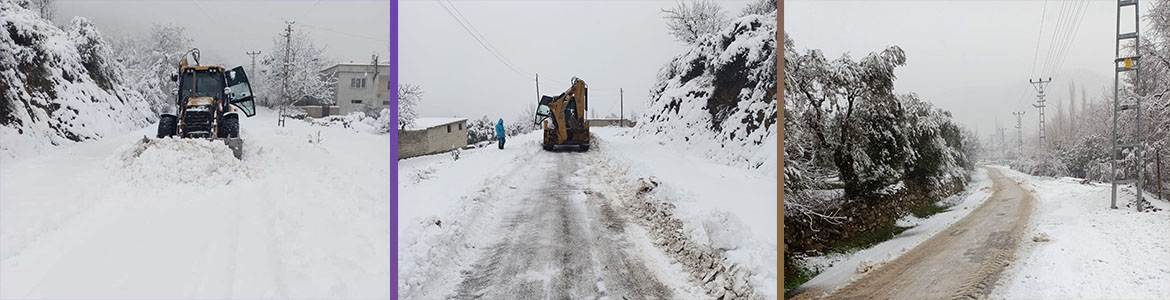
[
  {"xmin": 0, "ymin": 108, "xmax": 390, "ymax": 298},
  {"xmin": 635, "ymin": 10, "xmax": 777, "ymax": 173},
  {"xmin": 0, "ymin": 2, "xmax": 154, "ymax": 159}
]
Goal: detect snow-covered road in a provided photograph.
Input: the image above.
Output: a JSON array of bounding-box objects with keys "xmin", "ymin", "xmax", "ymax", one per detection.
[
  {"xmin": 453, "ymin": 151, "xmax": 679, "ymax": 299},
  {"xmin": 0, "ymin": 110, "xmax": 391, "ymax": 298},
  {"xmin": 801, "ymin": 167, "xmax": 1034, "ymax": 299},
  {"xmin": 398, "ymin": 128, "xmax": 777, "ymax": 299}
]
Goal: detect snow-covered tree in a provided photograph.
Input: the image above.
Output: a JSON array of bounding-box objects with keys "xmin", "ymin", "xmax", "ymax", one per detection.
[
  {"xmin": 660, "ymin": 0, "xmax": 729, "ymax": 44},
  {"xmin": 68, "ymin": 17, "xmax": 120, "ymax": 91},
  {"xmin": 258, "ymin": 28, "xmax": 335, "ymax": 108},
  {"xmin": 30, "ymin": 0, "xmax": 52, "ymax": 21},
  {"xmin": 397, "ymin": 83, "xmax": 421, "ymax": 130},
  {"xmin": 106, "ymin": 23, "xmax": 191, "ymax": 115},
  {"xmin": 739, "ymin": 0, "xmax": 776, "ymax": 17}
]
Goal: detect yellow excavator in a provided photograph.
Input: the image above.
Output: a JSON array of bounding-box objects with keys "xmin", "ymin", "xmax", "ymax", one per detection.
[
  {"xmin": 534, "ymin": 78, "xmax": 590, "ymax": 151},
  {"xmin": 156, "ymin": 48, "xmax": 256, "ymax": 159}
]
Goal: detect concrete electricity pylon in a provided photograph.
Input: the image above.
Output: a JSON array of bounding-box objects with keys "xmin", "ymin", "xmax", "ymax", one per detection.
[
  {"xmin": 1013, "ymin": 111, "xmax": 1026, "ymax": 155},
  {"xmin": 1030, "ymin": 77, "xmax": 1052, "ymax": 148}
]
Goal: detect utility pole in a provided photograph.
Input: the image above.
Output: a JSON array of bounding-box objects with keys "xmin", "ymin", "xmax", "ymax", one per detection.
[
  {"xmin": 1030, "ymin": 77, "xmax": 1052, "ymax": 148},
  {"xmin": 278, "ymin": 20, "xmax": 294, "ymax": 127},
  {"xmin": 245, "ymin": 50, "xmax": 261, "ymax": 74},
  {"xmin": 1112, "ymin": 0, "xmax": 1144, "ymax": 210},
  {"xmin": 534, "ymin": 73, "xmax": 539, "ymax": 130},
  {"xmin": 619, "ymin": 88, "xmax": 624, "ymax": 127},
  {"xmin": 245, "ymin": 50, "xmax": 261, "ymax": 105},
  {"xmin": 1013, "ymin": 111, "xmax": 1026, "ymax": 155}
]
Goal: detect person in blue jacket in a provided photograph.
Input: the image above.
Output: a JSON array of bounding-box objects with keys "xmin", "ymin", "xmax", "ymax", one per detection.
[{"xmin": 495, "ymin": 118, "xmax": 506, "ymax": 150}]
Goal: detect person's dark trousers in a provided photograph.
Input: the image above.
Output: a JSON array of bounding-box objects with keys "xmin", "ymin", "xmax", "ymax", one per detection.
[{"xmin": 498, "ymin": 137, "xmax": 505, "ymax": 149}]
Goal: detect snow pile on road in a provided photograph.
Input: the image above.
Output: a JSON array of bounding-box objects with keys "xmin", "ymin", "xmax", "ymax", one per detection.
[
  {"xmin": 0, "ymin": 3, "xmax": 154, "ymax": 159},
  {"xmin": 108, "ymin": 137, "xmax": 254, "ymax": 186},
  {"xmin": 590, "ymin": 127, "xmax": 777, "ymax": 299},
  {"xmin": 634, "ymin": 11, "xmax": 777, "ymax": 173},
  {"xmin": 992, "ymin": 167, "xmax": 1170, "ymax": 299},
  {"xmin": 0, "ymin": 109, "xmax": 390, "ymax": 298}
]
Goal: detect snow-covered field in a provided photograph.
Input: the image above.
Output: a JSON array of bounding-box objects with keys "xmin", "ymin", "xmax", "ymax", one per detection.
[
  {"xmin": 992, "ymin": 166, "xmax": 1170, "ymax": 299},
  {"xmin": 0, "ymin": 108, "xmax": 390, "ymax": 298},
  {"xmin": 397, "ymin": 127, "xmax": 778, "ymax": 299},
  {"xmin": 792, "ymin": 167, "xmax": 995, "ymax": 295}
]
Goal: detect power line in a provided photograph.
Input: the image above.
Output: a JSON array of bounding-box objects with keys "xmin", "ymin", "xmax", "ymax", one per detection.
[
  {"xmin": 442, "ymin": 0, "xmax": 530, "ymax": 76},
  {"xmin": 434, "ymin": 0, "xmax": 532, "ymax": 80},
  {"xmin": 1029, "ymin": 0, "xmax": 1049, "ymax": 78},
  {"xmin": 1049, "ymin": 0, "xmax": 1091, "ymax": 77}
]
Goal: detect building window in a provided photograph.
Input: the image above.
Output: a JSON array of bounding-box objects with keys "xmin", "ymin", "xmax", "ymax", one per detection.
[
  {"xmin": 382, "ymin": 101, "xmax": 390, "ymax": 105},
  {"xmin": 351, "ymin": 100, "xmax": 363, "ymax": 104},
  {"xmin": 458, "ymin": 123, "xmax": 463, "ymax": 130},
  {"xmin": 351, "ymin": 78, "xmax": 366, "ymax": 88},
  {"xmin": 447, "ymin": 124, "xmax": 451, "ymax": 133},
  {"xmin": 388, "ymin": 80, "xmax": 392, "ymax": 90}
]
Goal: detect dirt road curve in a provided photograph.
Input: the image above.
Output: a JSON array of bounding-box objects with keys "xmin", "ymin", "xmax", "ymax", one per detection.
[
  {"xmin": 452, "ymin": 152, "xmax": 673, "ymax": 299},
  {"xmin": 801, "ymin": 167, "xmax": 1035, "ymax": 300}
]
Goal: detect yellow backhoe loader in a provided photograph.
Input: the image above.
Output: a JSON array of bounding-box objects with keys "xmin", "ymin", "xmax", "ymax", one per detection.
[
  {"xmin": 534, "ymin": 78, "xmax": 589, "ymax": 151},
  {"xmin": 156, "ymin": 48, "xmax": 256, "ymax": 159}
]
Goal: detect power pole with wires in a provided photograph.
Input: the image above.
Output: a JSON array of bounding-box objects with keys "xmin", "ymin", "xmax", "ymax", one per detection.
[
  {"xmin": 245, "ymin": 50, "xmax": 261, "ymax": 74},
  {"xmin": 1013, "ymin": 111, "xmax": 1026, "ymax": 155},
  {"xmin": 1030, "ymin": 77, "xmax": 1052, "ymax": 148},
  {"xmin": 534, "ymin": 73, "xmax": 539, "ymax": 130},
  {"xmin": 279, "ymin": 20, "xmax": 294, "ymax": 127},
  {"xmin": 619, "ymin": 88, "xmax": 624, "ymax": 127}
]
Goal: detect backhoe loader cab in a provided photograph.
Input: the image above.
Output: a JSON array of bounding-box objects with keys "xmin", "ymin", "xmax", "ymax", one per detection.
[
  {"xmin": 156, "ymin": 48, "xmax": 256, "ymax": 159},
  {"xmin": 534, "ymin": 78, "xmax": 590, "ymax": 151}
]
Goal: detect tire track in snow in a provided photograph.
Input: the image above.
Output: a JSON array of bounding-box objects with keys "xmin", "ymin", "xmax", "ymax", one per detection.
[{"xmin": 452, "ymin": 152, "xmax": 673, "ymax": 299}]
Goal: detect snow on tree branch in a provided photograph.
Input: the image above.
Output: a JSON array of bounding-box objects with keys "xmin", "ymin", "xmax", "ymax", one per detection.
[{"xmin": 660, "ymin": 0, "xmax": 729, "ymax": 44}]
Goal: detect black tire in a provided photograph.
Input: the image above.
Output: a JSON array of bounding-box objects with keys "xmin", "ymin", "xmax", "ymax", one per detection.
[
  {"xmin": 157, "ymin": 114, "xmax": 177, "ymax": 138},
  {"xmin": 543, "ymin": 143, "xmax": 554, "ymax": 151},
  {"xmin": 220, "ymin": 113, "xmax": 240, "ymax": 138},
  {"xmin": 579, "ymin": 144, "xmax": 590, "ymax": 152}
]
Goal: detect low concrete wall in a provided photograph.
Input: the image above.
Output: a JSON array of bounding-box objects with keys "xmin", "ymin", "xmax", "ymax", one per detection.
[
  {"xmin": 398, "ymin": 120, "xmax": 468, "ymax": 159},
  {"xmin": 297, "ymin": 105, "xmax": 341, "ymax": 118},
  {"xmin": 587, "ymin": 119, "xmax": 636, "ymax": 127}
]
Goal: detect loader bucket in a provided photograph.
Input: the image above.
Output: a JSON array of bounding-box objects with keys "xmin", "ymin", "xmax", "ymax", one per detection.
[{"xmin": 222, "ymin": 138, "xmax": 244, "ymax": 159}]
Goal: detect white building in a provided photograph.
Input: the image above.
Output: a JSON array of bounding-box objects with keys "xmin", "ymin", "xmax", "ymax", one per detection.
[{"xmin": 322, "ymin": 63, "xmax": 392, "ymax": 115}]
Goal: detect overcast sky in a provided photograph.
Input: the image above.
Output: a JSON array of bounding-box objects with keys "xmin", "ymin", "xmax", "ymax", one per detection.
[
  {"xmin": 787, "ymin": 0, "xmax": 1151, "ymax": 138},
  {"xmin": 56, "ymin": 0, "xmax": 390, "ymax": 71},
  {"xmin": 399, "ymin": 0, "xmax": 753, "ymax": 123}
]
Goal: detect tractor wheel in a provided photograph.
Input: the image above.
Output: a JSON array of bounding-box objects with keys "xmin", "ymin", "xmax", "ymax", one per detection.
[
  {"xmin": 220, "ymin": 113, "xmax": 240, "ymax": 138},
  {"xmin": 157, "ymin": 114, "xmax": 177, "ymax": 138}
]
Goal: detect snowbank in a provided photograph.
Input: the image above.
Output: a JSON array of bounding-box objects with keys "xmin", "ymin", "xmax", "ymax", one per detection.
[
  {"xmin": 591, "ymin": 127, "xmax": 777, "ymax": 299},
  {"xmin": 308, "ymin": 109, "xmax": 392, "ymax": 134},
  {"xmin": 635, "ymin": 11, "xmax": 777, "ymax": 174},
  {"xmin": 991, "ymin": 167, "xmax": 1170, "ymax": 299},
  {"xmin": 0, "ymin": 3, "xmax": 154, "ymax": 159}
]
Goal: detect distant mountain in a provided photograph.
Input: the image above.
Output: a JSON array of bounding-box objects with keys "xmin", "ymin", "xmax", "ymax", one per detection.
[
  {"xmin": 633, "ymin": 10, "xmax": 777, "ymax": 173},
  {"xmin": 0, "ymin": 2, "xmax": 154, "ymax": 159}
]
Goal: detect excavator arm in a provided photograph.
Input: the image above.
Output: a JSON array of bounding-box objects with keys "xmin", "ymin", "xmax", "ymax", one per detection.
[{"xmin": 534, "ymin": 78, "xmax": 589, "ymax": 151}]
